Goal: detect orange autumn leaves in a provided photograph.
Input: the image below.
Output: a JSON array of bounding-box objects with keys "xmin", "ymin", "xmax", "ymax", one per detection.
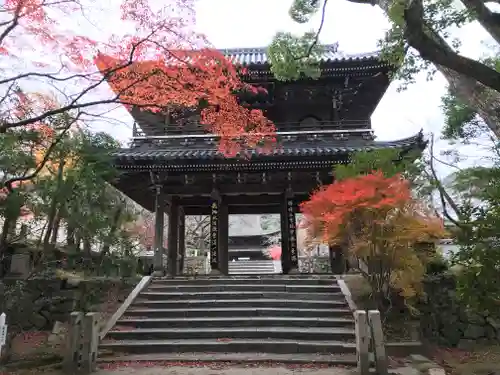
[
  {"xmin": 300, "ymin": 170, "xmax": 446, "ymax": 301},
  {"xmin": 300, "ymin": 171, "xmax": 444, "ymax": 244},
  {"xmin": 301, "ymin": 171, "xmax": 413, "ymax": 242},
  {"xmin": 94, "ymin": 50, "xmax": 276, "ymax": 156}
]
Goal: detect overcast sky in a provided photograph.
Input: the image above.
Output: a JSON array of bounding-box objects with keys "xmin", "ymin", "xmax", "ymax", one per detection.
[{"xmin": 94, "ymin": 0, "xmax": 497, "ymax": 177}]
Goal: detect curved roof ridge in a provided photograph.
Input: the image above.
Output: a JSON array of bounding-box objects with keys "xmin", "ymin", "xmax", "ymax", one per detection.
[
  {"xmin": 218, "ymin": 45, "xmax": 380, "ymax": 59},
  {"xmin": 375, "ymin": 129, "xmax": 425, "ymax": 145}
]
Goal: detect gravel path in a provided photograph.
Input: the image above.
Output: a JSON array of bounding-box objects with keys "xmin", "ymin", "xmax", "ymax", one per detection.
[
  {"xmin": 95, "ymin": 365, "xmax": 420, "ymax": 375},
  {"xmin": 95, "ymin": 366, "xmax": 356, "ymax": 375}
]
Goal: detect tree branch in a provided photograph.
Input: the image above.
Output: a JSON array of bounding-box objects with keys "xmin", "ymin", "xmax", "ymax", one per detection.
[
  {"xmin": 427, "ymin": 134, "xmax": 467, "ymax": 228},
  {"xmin": 460, "ymin": 0, "xmax": 500, "ymax": 45},
  {"xmin": 298, "ymin": 0, "xmax": 330, "ymax": 60},
  {"xmin": 403, "ymin": 0, "xmax": 500, "ymax": 92}
]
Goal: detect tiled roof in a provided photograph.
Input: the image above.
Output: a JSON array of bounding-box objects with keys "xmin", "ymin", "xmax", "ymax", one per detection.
[
  {"xmin": 113, "ymin": 132, "xmax": 425, "ymax": 163},
  {"xmin": 218, "ymin": 45, "xmax": 380, "ymax": 66}
]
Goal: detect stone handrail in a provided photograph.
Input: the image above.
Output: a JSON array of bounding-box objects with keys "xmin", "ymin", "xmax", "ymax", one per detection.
[
  {"xmin": 336, "ymin": 277, "xmax": 357, "ymax": 312},
  {"xmin": 355, "ymin": 309, "xmax": 388, "ymax": 375},
  {"xmin": 99, "ymin": 275, "xmax": 152, "ymax": 340}
]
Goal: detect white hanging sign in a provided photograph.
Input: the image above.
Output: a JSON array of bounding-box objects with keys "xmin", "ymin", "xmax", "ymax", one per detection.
[{"xmin": 0, "ymin": 313, "xmax": 7, "ymax": 356}]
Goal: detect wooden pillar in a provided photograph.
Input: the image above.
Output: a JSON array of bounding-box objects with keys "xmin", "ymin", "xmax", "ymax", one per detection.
[
  {"xmin": 152, "ymin": 185, "xmax": 165, "ymax": 277},
  {"xmin": 280, "ymin": 193, "xmax": 298, "ymax": 274},
  {"xmin": 218, "ymin": 199, "xmax": 229, "ymax": 275},
  {"xmin": 286, "ymin": 198, "xmax": 299, "ymax": 274},
  {"xmin": 166, "ymin": 198, "xmax": 179, "ymax": 278},
  {"xmin": 280, "ymin": 196, "xmax": 291, "ymax": 274},
  {"xmin": 178, "ymin": 208, "xmax": 185, "ymax": 275},
  {"xmin": 209, "ymin": 195, "xmax": 221, "ymax": 274},
  {"xmin": 329, "ymin": 244, "xmax": 346, "ymax": 274}
]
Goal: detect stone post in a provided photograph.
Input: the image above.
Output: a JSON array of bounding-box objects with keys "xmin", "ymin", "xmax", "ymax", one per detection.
[
  {"xmin": 82, "ymin": 313, "xmax": 99, "ymax": 373},
  {"xmin": 63, "ymin": 312, "xmax": 84, "ymax": 374},
  {"xmin": 368, "ymin": 310, "xmax": 388, "ymax": 375},
  {"xmin": 354, "ymin": 310, "xmax": 370, "ymax": 375},
  {"xmin": 63, "ymin": 312, "xmax": 100, "ymax": 374}
]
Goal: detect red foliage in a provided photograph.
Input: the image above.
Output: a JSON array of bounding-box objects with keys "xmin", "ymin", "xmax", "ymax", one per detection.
[
  {"xmin": 267, "ymin": 245, "xmax": 281, "ymax": 260},
  {"xmin": 95, "ymin": 50, "xmax": 276, "ymax": 155},
  {"xmin": 300, "ymin": 171, "xmax": 411, "ymax": 243},
  {"xmin": 126, "ymin": 216, "xmax": 167, "ymax": 249},
  {"xmin": 1, "ymin": 0, "xmax": 276, "ymax": 154}
]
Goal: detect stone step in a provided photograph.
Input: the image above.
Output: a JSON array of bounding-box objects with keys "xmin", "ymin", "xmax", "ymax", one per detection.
[
  {"xmin": 228, "ymin": 263, "xmax": 274, "ymax": 266},
  {"xmin": 147, "ymin": 284, "xmax": 341, "ymax": 293},
  {"xmin": 228, "ymin": 268, "xmax": 275, "ymax": 272},
  {"xmin": 139, "ymin": 291, "xmax": 346, "ymax": 301},
  {"xmin": 131, "ymin": 298, "xmax": 347, "ymax": 310},
  {"xmin": 152, "ymin": 276, "xmax": 338, "ymax": 285},
  {"xmin": 99, "ymin": 338, "xmax": 357, "ymax": 355},
  {"xmin": 123, "ymin": 307, "xmax": 352, "ymax": 318},
  {"xmin": 229, "ymin": 262, "xmax": 274, "ymax": 265},
  {"xmin": 228, "ymin": 268, "xmax": 275, "ymax": 271},
  {"xmin": 97, "ymin": 352, "xmax": 359, "ymax": 366},
  {"xmin": 228, "ymin": 263, "xmax": 275, "ymax": 267},
  {"xmin": 116, "ymin": 316, "xmax": 355, "ymax": 329},
  {"xmin": 229, "ymin": 271, "xmax": 275, "ymax": 276},
  {"xmin": 106, "ymin": 326, "xmax": 356, "ymax": 341}
]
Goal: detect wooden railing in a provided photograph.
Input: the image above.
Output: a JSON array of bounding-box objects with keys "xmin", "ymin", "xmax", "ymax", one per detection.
[{"xmin": 133, "ymin": 119, "xmax": 371, "ymax": 137}]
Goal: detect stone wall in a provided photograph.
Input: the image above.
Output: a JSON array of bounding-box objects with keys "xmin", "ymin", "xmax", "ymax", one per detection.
[
  {"xmin": 0, "ymin": 276, "xmax": 137, "ymax": 331},
  {"xmin": 181, "ymin": 256, "xmax": 332, "ymax": 274},
  {"xmin": 183, "ymin": 256, "xmax": 210, "ymax": 275},
  {"xmin": 298, "ymin": 256, "xmax": 331, "ymax": 273},
  {"xmin": 420, "ymin": 274, "xmax": 500, "ymax": 348}
]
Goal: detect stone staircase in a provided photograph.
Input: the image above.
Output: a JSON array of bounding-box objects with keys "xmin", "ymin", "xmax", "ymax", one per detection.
[
  {"xmin": 99, "ymin": 275, "xmax": 357, "ymax": 365},
  {"xmin": 228, "ymin": 259, "xmax": 276, "ymax": 275}
]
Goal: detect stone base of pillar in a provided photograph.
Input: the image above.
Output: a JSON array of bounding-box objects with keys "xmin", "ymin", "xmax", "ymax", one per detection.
[
  {"xmin": 152, "ymin": 270, "xmax": 164, "ymax": 277},
  {"xmin": 288, "ymin": 267, "xmax": 300, "ymax": 274},
  {"xmin": 210, "ymin": 268, "xmax": 223, "ymax": 276}
]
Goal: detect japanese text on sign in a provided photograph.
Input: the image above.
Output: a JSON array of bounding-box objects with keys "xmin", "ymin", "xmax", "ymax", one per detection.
[{"xmin": 210, "ymin": 200, "xmax": 219, "ymax": 266}]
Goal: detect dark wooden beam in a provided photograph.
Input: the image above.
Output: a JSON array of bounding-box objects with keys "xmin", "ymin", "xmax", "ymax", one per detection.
[
  {"xmin": 177, "ymin": 194, "xmax": 309, "ymax": 207},
  {"xmin": 183, "ymin": 205, "xmax": 282, "ymax": 215},
  {"xmin": 161, "ymin": 183, "xmax": 318, "ymax": 197}
]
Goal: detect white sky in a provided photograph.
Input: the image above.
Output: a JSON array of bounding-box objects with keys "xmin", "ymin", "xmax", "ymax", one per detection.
[{"xmin": 92, "ymin": 0, "xmax": 497, "ymax": 176}]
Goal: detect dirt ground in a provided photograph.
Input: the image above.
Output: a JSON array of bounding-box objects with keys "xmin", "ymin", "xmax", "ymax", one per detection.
[
  {"xmin": 431, "ymin": 344, "xmax": 500, "ymax": 375},
  {"xmin": 4, "ymin": 364, "xmax": 420, "ymax": 375}
]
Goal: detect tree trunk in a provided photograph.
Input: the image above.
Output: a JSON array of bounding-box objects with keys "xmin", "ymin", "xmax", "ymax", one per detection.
[
  {"xmin": 100, "ymin": 205, "xmax": 123, "ymax": 257},
  {"xmin": 75, "ymin": 231, "xmax": 82, "ymax": 251},
  {"xmin": 356, "ymin": 0, "xmax": 500, "ymax": 137},
  {"xmin": 0, "ymin": 216, "xmax": 12, "ymax": 251},
  {"xmin": 0, "ymin": 216, "xmax": 13, "ymax": 277},
  {"xmin": 50, "ymin": 213, "xmax": 61, "ymax": 245},
  {"xmin": 83, "ymin": 237, "xmax": 92, "ymax": 256},
  {"xmin": 43, "ymin": 158, "xmax": 65, "ymax": 251}
]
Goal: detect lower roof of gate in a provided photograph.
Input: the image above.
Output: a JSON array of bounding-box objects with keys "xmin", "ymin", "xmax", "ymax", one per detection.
[{"xmin": 112, "ymin": 131, "xmax": 426, "ymax": 169}]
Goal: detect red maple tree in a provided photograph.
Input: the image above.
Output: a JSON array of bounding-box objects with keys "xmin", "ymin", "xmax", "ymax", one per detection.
[
  {"xmin": 301, "ymin": 170, "xmax": 446, "ymax": 309},
  {"xmin": 0, "ymin": 0, "xmax": 275, "ymax": 156},
  {"xmin": 126, "ymin": 216, "xmax": 168, "ymax": 250},
  {"xmin": 300, "ymin": 171, "xmax": 411, "ymax": 243}
]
